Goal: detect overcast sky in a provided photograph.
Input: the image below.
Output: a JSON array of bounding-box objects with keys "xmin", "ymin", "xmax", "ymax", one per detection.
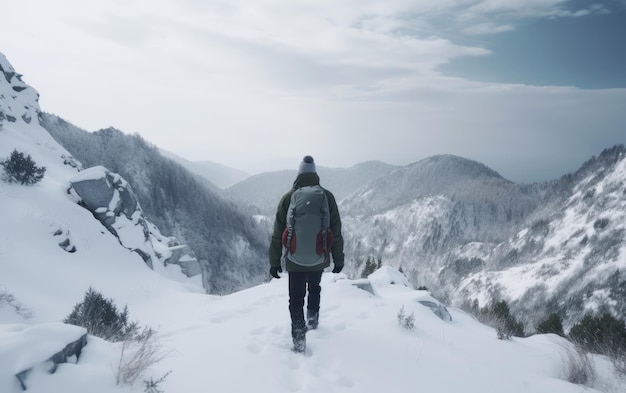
[{"xmin": 2, "ymin": 0, "xmax": 625, "ymax": 182}]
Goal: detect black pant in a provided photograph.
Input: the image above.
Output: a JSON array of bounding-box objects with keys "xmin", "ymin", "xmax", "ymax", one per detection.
[{"xmin": 288, "ymin": 270, "xmax": 323, "ymax": 332}]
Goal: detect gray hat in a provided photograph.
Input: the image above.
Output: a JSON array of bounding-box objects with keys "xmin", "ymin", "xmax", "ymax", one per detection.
[{"xmin": 298, "ymin": 155, "xmax": 316, "ymax": 174}]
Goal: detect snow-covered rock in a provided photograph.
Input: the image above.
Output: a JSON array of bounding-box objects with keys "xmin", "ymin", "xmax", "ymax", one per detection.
[
  {"xmin": 0, "ymin": 323, "xmax": 87, "ymax": 390},
  {"xmin": 68, "ymin": 166, "xmax": 200, "ymax": 275},
  {"xmin": 346, "ymin": 266, "xmax": 453, "ymax": 322},
  {"xmin": 0, "ymin": 54, "xmax": 39, "ymax": 126}
]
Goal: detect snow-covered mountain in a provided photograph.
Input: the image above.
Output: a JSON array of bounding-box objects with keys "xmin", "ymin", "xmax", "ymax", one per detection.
[
  {"xmin": 40, "ymin": 113, "xmax": 267, "ymax": 294},
  {"xmin": 222, "ymin": 143, "xmax": 626, "ymax": 333},
  {"xmin": 226, "ymin": 160, "xmax": 397, "ymax": 215},
  {"xmin": 455, "ymin": 146, "xmax": 626, "ymax": 329},
  {"xmin": 0, "ymin": 53, "xmax": 203, "ymax": 294},
  {"xmin": 1, "ymin": 52, "xmax": 625, "ymax": 393},
  {"xmin": 336, "ymin": 148, "xmax": 626, "ymax": 331}
]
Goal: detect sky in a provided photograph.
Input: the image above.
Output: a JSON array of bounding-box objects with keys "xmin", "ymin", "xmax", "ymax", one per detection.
[{"xmin": 1, "ymin": 0, "xmax": 625, "ymax": 182}]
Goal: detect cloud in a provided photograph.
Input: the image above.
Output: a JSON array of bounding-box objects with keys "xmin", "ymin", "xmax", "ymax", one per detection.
[
  {"xmin": 462, "ymin": 22, "xmax": 516, "ymax": 35},
  {"xmin": 2, "ymin": 0, "xmax": 624, "ymax": 182}
]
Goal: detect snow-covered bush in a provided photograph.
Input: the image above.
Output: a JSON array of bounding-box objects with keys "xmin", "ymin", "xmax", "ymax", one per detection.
[
  {"xmin": 397, "ymin": 305, "xmax": 415, "ymax": 330},
  {"xmin": 559, "ymin": 342, "xmax": 595, "ymax": 385},
  {"xmin": 1, "ymin": 149, "xmax": 46, "ymax": 185},
  {"xmin": 65, "ymin": 287, "xmax": 138, "ymax": 342}
]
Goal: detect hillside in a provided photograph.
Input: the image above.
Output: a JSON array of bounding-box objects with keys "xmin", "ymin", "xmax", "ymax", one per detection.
[
  {"xmin": 456, "ymin": 145, "xmax": 626, "ymax": 329},
  {"xmin": 337, "ymin": 148, "xmax": 626, "ymax": 331},
  {"xmin": 40, "ymin": 113, "xmax": 267, "ymax": 294}
]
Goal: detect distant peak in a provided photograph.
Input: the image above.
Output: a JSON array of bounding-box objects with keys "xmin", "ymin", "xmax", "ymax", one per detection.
[{"xmin": 413, "ymin": 154, "xmax": 505, "ymax": 180}]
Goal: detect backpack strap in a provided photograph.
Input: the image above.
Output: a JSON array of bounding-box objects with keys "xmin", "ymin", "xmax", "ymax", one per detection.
[
  {"xmin": 320, "ymin": 190, "xmax": 330, "ymax": 255},
  {"xmin": 281, "ymin": 190, "xmax": 297, "ymax": 262}
]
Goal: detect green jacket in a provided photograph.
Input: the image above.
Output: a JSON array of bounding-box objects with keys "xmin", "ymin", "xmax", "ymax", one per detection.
[{"xmin": 269, "ymin": 172, "xmax": 344, "ymax": 272}]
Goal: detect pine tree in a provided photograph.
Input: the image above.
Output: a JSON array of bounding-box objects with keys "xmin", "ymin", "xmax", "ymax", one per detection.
[
  {"xmin": 492, "ymin": 300, "xmax": 525, "ymax": 339},
  {"xmin": 569, "ymin": 312, "xmax": 626, "ymax": 355},
  {"xmin": 361, "ymin": 256, "xmax": 378, "ymax": 278},
  {"xmin": 1, "ymin": 149, "xmax": 46, "ymax": 185},
  {"xmin": 65, "ymin": 287, "xmax": 138, "ymax": 341},
  {"xmin": 536, "ymin": 313, "xmax": 565, "ymax": 336}
]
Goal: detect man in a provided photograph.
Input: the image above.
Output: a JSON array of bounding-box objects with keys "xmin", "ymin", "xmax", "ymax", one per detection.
[{"xmin": 269, "ymin": 155, "xmax": 345, "ymax": 353}]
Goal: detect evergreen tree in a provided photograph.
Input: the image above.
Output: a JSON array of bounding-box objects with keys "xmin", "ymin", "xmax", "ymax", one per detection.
[
  {"xmin": 65, "ymin": 287, "xmax": 138, "ymax": 341},
  {"xmin": 361, "ymin": 256, "xmax": 378, "ymax": 278},
  {"xmin": 536, "ymin": 313, "xmax": 565, "ymax": 336},
  {"xmin": 491, "ymin": 300, "xmax": 526, "ymax": 339},
  {"xmin": 569, "ymin": 312, "xmax": 626, "ymax": 355},
  {"xmin": 1, "ymin": 149, "xmax": 46, "ymax": 185}
]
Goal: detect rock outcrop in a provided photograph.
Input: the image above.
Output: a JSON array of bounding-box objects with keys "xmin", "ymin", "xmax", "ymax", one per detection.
[
  {"xmin": 0, "ymin": 53, "xmax": 40, "ymax": 126},
  {"xmin": 68, "ymin": 166, "xmax": 200, "ymax": 276},
  {"xmin": 1, "ymin": 323, "xmax": 88, "ymax": 391}
]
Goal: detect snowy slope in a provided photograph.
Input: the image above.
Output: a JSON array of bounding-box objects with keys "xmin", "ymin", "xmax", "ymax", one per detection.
[
  {"xmin": 0, "ymin": 53, "xmax": 203, "ymax": 320},
  {"xmin": 39, "ymin": 113, "xmax": 268, "ymax": 294}
]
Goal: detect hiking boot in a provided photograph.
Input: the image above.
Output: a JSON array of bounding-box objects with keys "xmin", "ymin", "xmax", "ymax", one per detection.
[
  {"xmin": 292, "ymin": 324, "xmax": 307, "ymax": 353},
  {"xmin": 307, "ymin": 310, "xmax": 319, "ymax": 330},
  {"xmin": 293, "ymin": 335, "xmax": 306, "ymax": 353}
]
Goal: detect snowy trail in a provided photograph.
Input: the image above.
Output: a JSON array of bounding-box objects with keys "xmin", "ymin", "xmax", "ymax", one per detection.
[{"xmin": 119, "ymin": 273, "xmax": 605, "ymax": 393}]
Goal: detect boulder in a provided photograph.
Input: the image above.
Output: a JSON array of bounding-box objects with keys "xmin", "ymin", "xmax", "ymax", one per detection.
[
  {"xmin": 0, "ymin": 323, "xmax": 88, "ymax": 391},
  {"xmin": 68, "ymin": 166, "xmax": 201, "ymax": 278}
]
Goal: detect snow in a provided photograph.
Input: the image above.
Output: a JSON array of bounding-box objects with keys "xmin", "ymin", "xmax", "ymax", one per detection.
[
  {"xmin": 2, "ymin": 55, "xmax": 625, "ymax": 393},
  {"xmin": 6, "ymin": 272, "xmax": 623, "ymax": 393},
  {"xmin": 69, "ymin": 166, "xmax": 110, "ymax": 183},
  {"xmin": 0, "ymin": 323, "xmax": 86, "ymax": 375}
]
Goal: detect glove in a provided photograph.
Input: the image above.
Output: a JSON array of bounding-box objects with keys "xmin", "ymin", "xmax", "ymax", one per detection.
[
  {"xmin": 332, "ymin": 264, "xmax": 343, "ymax": 274},
  {"xmin": 270, "ymin": 265, "xmax": 282, "ymax": 279}
]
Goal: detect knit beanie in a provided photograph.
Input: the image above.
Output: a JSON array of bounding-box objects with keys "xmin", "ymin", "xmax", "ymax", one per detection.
[{"xmin": 298, "ymin": 155, "xmax": 316, "ymax": 174}]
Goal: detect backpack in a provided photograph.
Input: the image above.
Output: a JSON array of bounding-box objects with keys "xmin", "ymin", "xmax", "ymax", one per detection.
[{"xmin": 282, "ymin": 185, "xmax": 334, "ymax": 267}]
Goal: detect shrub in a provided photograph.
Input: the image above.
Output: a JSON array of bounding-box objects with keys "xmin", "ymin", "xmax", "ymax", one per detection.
[
  {"xmin": 0, "ymin": 288, "xmax": 33, "ymax": 319},
  {"xmin": 143, "ymin": 371, "xmax": 172, "ymax": 393},
  {"xmin": 558, "ymin": 342, "xmax": 595, "ymax": 385},
  {"xmin": 116, "ymin": 327, "xmax": 172, "ymax": 386},
  {"xmin": 1, "ymin": 149, "xmax": 46, "ymax": 185},
  {"xmin": 397, "ymin": 305, "xmax": 415, "ymax": 330},
  {"xmin": 65, "ymin": 287, "xmax": 138, "ymax": 342},
  {"xmin": 537, "ymin": 313, "xmax": 565, "ymax": 336}
]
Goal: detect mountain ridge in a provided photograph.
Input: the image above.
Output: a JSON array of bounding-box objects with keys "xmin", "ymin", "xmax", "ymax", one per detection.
[{"xmin": 39, "ymin": 115, "xmax": 267, "ymax": 295}]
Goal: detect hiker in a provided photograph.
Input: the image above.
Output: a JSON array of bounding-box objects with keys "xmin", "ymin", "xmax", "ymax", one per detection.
[{"xmin": 269, "ymin": 155, "xmax": 345, "ymax": 353}]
